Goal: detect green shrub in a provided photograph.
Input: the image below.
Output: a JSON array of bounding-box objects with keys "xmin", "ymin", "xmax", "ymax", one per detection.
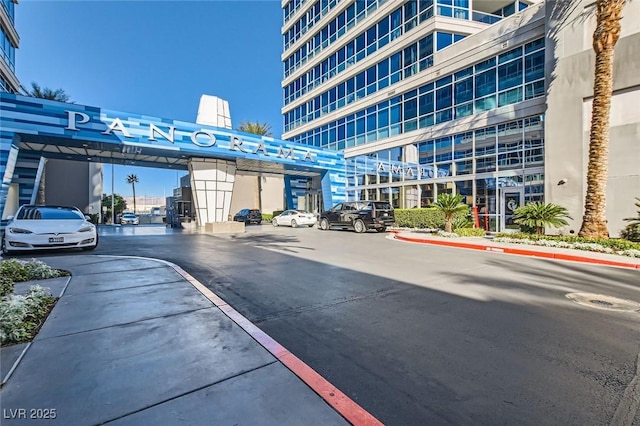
[
  {"xmin": 454, "ymin": 228, "xmax": 486, "ymax": 237},
  {"xmin": 434, "ymin": 194, "xmax": 469, "ymax": 233},
  {"xmin": 0, "ymin": 259, "xmax": 69, "ymax": 282},
  {"xmin": 621, "ymin": 197, "xmax": 640, "ymax": 242},
  {"xmin": 494, "ymin": 233, "xmax": 640, "ymax": 252},
  {"xmin": 512, "ymin": 202, "xmax": 572, "ymax": 235},
  {"xmin": 0, "ymin": 259, "xmax": 30, "ymax": 282},
  {"xmin": 0, "ymin": 276, "xmax": 14, "ymax": 297},
  {"xmin": 262, "ymin": 213, "xmax": 273, "ymax": 222},
  {"xmin": 452, "ymin": 215, "xmax": 473, "ymax": 230},
  {"xmin": 0, "ymin": 285, "xmax": 55, "ymax": 345},
  {"xmin": 394, "ymin": 208, "xmax": 469, "ymax": 229},
  {"xmin": 621, "ymin": 223, "xmax": 640, "ymax": 242}
]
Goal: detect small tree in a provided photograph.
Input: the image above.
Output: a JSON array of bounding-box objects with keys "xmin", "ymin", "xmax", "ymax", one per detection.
[
  {"xmin": 434, "ymin": 194, "xmax": 468, "ymax": 233},
  {"xmin": 126, "ymin": 174, "xmax": 139, "ymax": 214},
  {"xmin": 513, "ymin": 202, "xmax": 572, "ymax": 235},
  {"xmin": 101, "ymin": 194, "xmax": 127, "ymax": 223},
  {"xmin": 621, "ymin": 197, "xmax": 640, "ymax": 242}
]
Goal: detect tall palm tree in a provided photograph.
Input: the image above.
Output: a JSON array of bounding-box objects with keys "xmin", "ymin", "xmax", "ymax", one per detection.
[
  {"xmin": 29, "ymin": 82, "xmax": 71, "ymax": 102},
  {"xmin": 236, "ymin": 121, "xmax": 273, "ymax": 137},
  {"xmin": 434, "ymin": 193, "xmax": 469, "ymax": 233},
  {"xmin": 236, "ymin": 121, "xmax": 274, "ymax": 211},
  {"xmin": 579, "ymin": 0, "xmax": 626, "ymax": 239},
  {"xmin": 126, "ymin": 174, "xmax": 139, "ymax": 214}
]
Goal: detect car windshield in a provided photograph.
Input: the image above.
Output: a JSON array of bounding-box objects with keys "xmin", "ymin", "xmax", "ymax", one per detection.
[
  {"xmin": 17, "ymin": 206, "xmax": 84, "ymax": 220},
  {"xmin": 123, "ymin": 214, "xmax": 137, "ymax": 218}
]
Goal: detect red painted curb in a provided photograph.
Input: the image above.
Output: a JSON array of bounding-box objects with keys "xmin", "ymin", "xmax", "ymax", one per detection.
[
  {"xmin": 171, "ymin": 265, "xmax": 383, "ymax": 426},
  {"xmin": 393, "ymin": 234, "xmax": 640, "ymax": 270}
]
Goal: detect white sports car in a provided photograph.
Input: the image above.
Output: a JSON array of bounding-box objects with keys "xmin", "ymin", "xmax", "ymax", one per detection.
[
  {"xmin": 272, "ymin": 209, "xmax": 318, "ymax": 228},
  {"xmin": 2, "ymin": 205, "xmax": 98, "ymax": 255}
]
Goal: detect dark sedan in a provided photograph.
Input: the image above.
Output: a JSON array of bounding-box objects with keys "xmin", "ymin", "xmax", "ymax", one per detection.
[{"xmin": 233, "ymin": 209, "xmax": 262, "ymax": 225}]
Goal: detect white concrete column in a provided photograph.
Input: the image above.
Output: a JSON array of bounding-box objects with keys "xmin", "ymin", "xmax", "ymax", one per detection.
[{"xmin": 188, "ymin": 158, "xmax": 236, "ymax": 226}]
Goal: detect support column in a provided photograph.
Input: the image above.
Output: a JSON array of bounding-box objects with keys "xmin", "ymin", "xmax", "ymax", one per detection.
[
  {"xmin": 188, "ymin": 158, "xmax": 236, "ymax": 226},
  {"xmin": 0, "ymin": 133, "xmax": 19, "ymax": 219}
]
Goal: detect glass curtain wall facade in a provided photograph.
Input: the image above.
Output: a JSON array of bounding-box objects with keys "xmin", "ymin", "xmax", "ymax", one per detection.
[
  {"xmin": 0, "ymin": 0, "xmax": 20, "ymax": 93},
  {"xmin": 282, "ymin": 0, "xmax": 545, "ymax": 231}
]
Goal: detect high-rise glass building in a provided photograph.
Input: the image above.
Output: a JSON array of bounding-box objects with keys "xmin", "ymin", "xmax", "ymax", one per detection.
[
  {"xmin": 281, "ymin": 0, "xmax": 545, "ymax": 232},
  {"xmin": 0, "ymin": 0, "xmax": 20, "ymax": 93},
  {"xmin": 280, "ymin": 0, "xmax": 640, "ymax": 234}
]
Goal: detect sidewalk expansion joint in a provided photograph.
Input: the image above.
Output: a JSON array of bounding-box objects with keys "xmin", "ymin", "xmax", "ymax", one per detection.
[
  {"xmin": 68, "ymin": 264, "xmax": 174, "ymax": 277},
  {"xmin": 34, "ymin": 307, "xmax": 215, "ymax": 342},
  {"xmin": 100, "ymin": 361, "xmax": 279, "ymax": 425},
  {"xmin": 64, "ymin": 279, "xmax": 187, "ymax": 296}
]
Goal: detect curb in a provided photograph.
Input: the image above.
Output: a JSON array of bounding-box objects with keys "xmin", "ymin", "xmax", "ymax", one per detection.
[
  {"xmin": 391, "ymin": 232, "xmax": 640, "ymax": 270},
  {"xmin": 166, "ymin": 261, "xmax": 384, "ymax": 426}
]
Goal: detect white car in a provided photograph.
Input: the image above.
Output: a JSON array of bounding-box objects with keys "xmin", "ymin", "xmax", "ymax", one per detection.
[
  {"xmin": 2, "ymin": 205, "xmax": 98, "ymax": 255},
  {"xmin": 120, "ymin": 213, "xmax": 139, "ymax": 225},
  {"xmin": 272, "ymin": 209, "xmax": 317, "ymax": 228}
]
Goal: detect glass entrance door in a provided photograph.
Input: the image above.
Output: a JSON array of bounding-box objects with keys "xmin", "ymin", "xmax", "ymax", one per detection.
[{"xmin": 500, "ymin": 188, "xmax": 524, "ymax": 232}]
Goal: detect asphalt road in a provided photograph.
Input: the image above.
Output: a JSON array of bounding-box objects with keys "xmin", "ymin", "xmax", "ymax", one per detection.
[{"xmin": 43, "ymin": 225, "xmax": 640, "ymax": 424}]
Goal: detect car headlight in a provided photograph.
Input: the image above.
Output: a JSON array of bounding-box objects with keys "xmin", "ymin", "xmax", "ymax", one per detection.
[
  {"xmin": 79, "ymin": 226, "xmax": 95, "ymax": 232},
  {"xmin": 9, "ymin": 227, "xmax": 33, "ymax": 234}
]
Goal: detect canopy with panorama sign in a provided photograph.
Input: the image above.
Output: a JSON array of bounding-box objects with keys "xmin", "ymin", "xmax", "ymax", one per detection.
[{"xmin": 0, "ymin": 93, "xmax": 346, "ymax": 221}]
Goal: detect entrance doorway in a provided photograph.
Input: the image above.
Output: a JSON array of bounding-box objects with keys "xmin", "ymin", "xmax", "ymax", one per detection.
[{"xmin": 499, "ymin": 188, "xmax": 524, "ymax": 232}]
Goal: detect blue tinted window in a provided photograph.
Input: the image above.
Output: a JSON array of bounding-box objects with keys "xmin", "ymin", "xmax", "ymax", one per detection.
[
  {"xmin": 524, "ymin": 50, "xmax": 544, "ymax": 82},
  {"xmin": 436, "ymin": 32, "xmax": 453, "ymax": 50},
  {"xmin": 498, "ymin": 46, "xmax": 522, "ymax": 64},
  {"xmin": 475, "ymin": 69, "xmax": 496, "ymax": 98},
  {"xmin": 390, "ymin": 104, "xmax": 402, "ymax": 124},
  {"xmin": 498, "ymin": 60, "xmax": 523, "ymax": 90},
  {"xmin": 419, "ymin": 92, "xmax": 434, "ymax": 114},
  {"xmin": 454, "ymin": 78, "xmax": 473, "ymax": 104},
  {"xmin": 404, "ymin": 98, "xmax": 418, "ymax": 119},
  {"xmin": 525, "ymin": 38, "xmax": 544, "ymax": 54},
  {"xmin": 436, "ymin": 86, "xmax": 452, "ymax": 110}
]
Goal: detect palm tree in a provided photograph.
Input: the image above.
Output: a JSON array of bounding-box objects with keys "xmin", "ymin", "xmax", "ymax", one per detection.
[
  {"xmin": 236, "ymin": 121, "xmax": 273, "ymax": 137},
  {"xmin": 29, "ymin": 82, "xmax": 71, "ymax": 102},
  {"xmin": 235, "ymin": 121, "xmax": 274, "ymax": 211},
  {"xmin": 513, "ymin": 202, "xmax": 572, "ymax": 235},
  {"xmin": 434, "ymin": 193, "xmax": 468, "ymax": 233},
  {"xmin": 579, "ymin": 0, "xmax": 626, "ymax": 239},
  {"xmin": 126, "ymin": 174, "xmax": 139, "ymax": 214}
]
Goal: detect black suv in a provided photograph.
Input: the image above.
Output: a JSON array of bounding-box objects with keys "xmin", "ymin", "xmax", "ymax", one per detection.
[
  {"xmin": 318, "ymin": 201, "xmax": 394, "ymax": 233},
  {"xmin": 233, "ymin": 208, "xmax": 262, "ymax": 225}
]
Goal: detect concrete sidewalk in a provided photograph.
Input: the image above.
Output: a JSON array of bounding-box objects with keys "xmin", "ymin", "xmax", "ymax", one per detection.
[
  {"xmin": 391, "ymin": 230, "xmax": 640, "ymax": 270},
  {"xmin": 0, "ymin": 255, "xmax": 381, "ymax": 425}
]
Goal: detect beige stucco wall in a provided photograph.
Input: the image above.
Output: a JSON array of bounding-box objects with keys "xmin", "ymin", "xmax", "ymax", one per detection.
[
  {"xmin": 545, "ymin": 0, "xmax": 640, "ymax": 236},
  {"xmin": 229, "ymin": 174, "xmax": 285, "ymax": 218}
]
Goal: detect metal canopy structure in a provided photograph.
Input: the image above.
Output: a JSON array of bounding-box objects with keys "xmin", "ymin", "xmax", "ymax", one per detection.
[{"xmin": 0, "ymin": 93, "xmax": 346, "ymax": 221}]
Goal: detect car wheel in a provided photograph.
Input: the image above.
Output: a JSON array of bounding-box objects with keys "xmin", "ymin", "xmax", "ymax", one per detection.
[
  {"xmin": 1, "ymin": 235, "xmax": 14, "ymax": 256},
  {"xmin": 272, "ymin": 219, "xmax": 279, "ymax": 227},
  {"xmin": 353, "ymin": 219, "xmax": 366, "ymax": 233},
  {"xmin": 376, "ymin": 227, "xmax": 387, "ymax": 233},
  {"xmin": 319, "ymin": 218, "xmax": 329, "ymax": 231},
  {"xmin": 291, "ymin": 219, "xmax": 298, "ymax": 228}
]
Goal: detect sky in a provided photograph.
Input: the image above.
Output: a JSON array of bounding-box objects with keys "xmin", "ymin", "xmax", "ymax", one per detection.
[{"xmin": 17, "ymin": 0, "xmax": 284, "ymax": 198}]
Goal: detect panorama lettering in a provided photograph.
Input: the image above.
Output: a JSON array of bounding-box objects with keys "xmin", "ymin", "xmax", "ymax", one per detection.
[{"xmin": 64, "ymin": 110, "xmax": 315, "ymax": 163}]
